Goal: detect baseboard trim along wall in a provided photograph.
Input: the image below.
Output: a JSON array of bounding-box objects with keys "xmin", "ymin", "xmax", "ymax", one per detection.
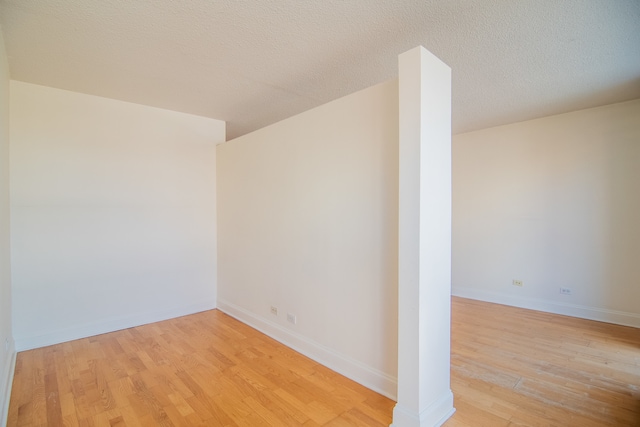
[
  {"xmin": 391, "ymin": 391, "xmax": 455, "ymax": 427},
  {"xmin": 217, "ymin": 299, "xmax": 398, "ymax": 400},
  {"xmin": 1, "ymin": 349, "xmax": 16, "ymax": 427},
  {"xmin": 14, "ymin": 300, "xmax": 217, "ymax": 352},
  {"xmin": 453, "ymin": 287, "xmax": 640, "ymax": 329}
]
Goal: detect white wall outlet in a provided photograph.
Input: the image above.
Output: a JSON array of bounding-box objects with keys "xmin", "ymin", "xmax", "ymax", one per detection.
[
  {"xmin": 512, "ymin": 279, "xmax": 523, "ymax": 287},
  {"xmin": 287, "ymin": 313, "xmax": 297, "ymax": 324},
  {"xmin": 270, "ymin": 306, "xmax": 278, "ymax": 315},
  {"xmin": 560, "ymin": 287, "xmax": 572, "ymax": 295}
]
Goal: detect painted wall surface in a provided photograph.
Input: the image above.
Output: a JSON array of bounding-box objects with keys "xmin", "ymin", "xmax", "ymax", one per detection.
[
  {"xmin": 217, "ymin": 79, "xmax": 399, "ymax": 397},
  {"xmin": 0, "ymin": 26, "xmax": 15, "ymax": 425},
  {"xmin": 452, "ymin": 99, "xmax": 640, "ymax": 327},
  {"xmin": 393, "ymin": 46, "xmax": 454, "ymax": 427},
  {"xmin": 10, "ymin": 82, "xmax": 225, "ymax": 350}
]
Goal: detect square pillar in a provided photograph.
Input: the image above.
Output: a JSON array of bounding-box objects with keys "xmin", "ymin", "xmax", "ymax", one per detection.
[{"xmin": 392, "ymin": 46, "xmax": 454, "ymax": 427}]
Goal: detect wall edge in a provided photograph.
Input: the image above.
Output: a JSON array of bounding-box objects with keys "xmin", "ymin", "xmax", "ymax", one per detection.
[
  {"xmin": 1, "ymin": 348, "xmax": 16, "ymax": 427},
  {"xmin": 15, "ymin": 300, "xmax": 216, "ymax": 351},
  {"xmin": 452, "ymin": 287, "xmax": 640, "ymax": 328},
  {"xmin": 217, "ymin": 299, "xmax": 398, "ymax": 400}
]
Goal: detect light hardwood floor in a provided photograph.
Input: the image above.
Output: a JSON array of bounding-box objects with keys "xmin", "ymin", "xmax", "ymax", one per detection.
[
  {"xmin": 448, "ymin": 298, "xmax": 640, "ymax": 427},
  {"xmin": 7, "ymin": 297, "xmax": 640, "ymax": 426},
  {"xmin": 7, "ymin": 310, "xmax": 393, "ymax": 427}
]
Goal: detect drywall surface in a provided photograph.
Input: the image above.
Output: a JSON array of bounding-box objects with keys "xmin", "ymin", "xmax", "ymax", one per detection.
[
  {"xmin": 10, "ymin": 81, "xmax": 225, "ymax": 350},
  {"xmin": 393, "ymin": 46, "xmax": 454, "ymax": 427},
  {"xmin": 0, "ymin": 25, "xmax": 15, "ymax": 427},
  {"xmin": 217, "ymin": 79, "xmax": 399, "ymax": 397},
  {"xmin": 452, "ymin": 99, "xmax": 640, "ymax": 327}
]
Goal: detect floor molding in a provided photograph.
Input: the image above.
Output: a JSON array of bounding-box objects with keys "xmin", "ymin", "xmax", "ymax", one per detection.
[
  {"xmin": 1, "ymin": 349, "xmax": 16, "ymax": 427},
  {"xmin": 391, "ymin": 391, "xmax": 455, "ymax": 427},
  {"xmin": 14, "ymin": 300, "xmax": 216, "ymax": 352},
  {"xmin": 452, "ymin": 287, "xmax": 640, "ymax": 328},
  {"xmin": 217, "ymin": 299, "xmax": 397, "ymax": 400}
]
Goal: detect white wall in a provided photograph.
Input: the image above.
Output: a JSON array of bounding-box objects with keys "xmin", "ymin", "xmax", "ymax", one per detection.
[
  {"xmin": 0, "ymin": 25, "xmax": 15, "ymax": 426},
  {"xmin": 217, "ymin": 79, "xmax": 399, "ymax": 398},
  {"xmin": 10, "ymin": 82, "xmax": 225, "ymax": 350},
  {"xmin": 452, "ymin": 99, "xmax": 640, "ymax": 327}
]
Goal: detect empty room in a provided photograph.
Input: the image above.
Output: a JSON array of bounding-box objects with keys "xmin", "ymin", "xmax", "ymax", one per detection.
[{"xmin": 1, "ymin": 1, "xmax": 639, "ymax": 426}]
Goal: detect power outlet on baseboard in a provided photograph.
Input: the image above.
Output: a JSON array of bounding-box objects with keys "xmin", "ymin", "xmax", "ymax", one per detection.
[
  {"xmin": 287, "ymin": 313, "xmax": 297, "ymax": 325},
  {"xmin": 560, "ymin": 287, "xmax": 572, "ymax": 295},
  {"xmin": 270, "ymin": 306, "xmax": 278, "ymax": 316},
  {"xmin": 512, "ymin": 279, "xmax": 523, "ymax": 287}
]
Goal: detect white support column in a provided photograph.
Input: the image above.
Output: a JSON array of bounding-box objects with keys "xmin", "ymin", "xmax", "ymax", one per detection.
[{"xmin": 392, "ymin": 46, "xmax": 454, "ymax": 427}]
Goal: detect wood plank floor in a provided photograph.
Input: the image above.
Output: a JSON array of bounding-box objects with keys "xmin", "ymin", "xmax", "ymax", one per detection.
[
  {"xmin": 446, "ymin": 298, "xmax": 640, "ymax": 427},
  {"xmin": 7, "ymin": 310, "xmax": 392, "ymax": 427},
  {"xmin": 7, "ymin": 297, "xmax": 640, "ymax": 426}
]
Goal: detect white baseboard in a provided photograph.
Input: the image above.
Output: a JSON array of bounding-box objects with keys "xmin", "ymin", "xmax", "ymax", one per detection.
[
  {"xmin": 391, "ymin": 390, "xmax": 455, "ymax": 427},
  {"xmin": 14, "ymin": 300, "xmax": 217, "ymax": 352},
  {"xmin": 1, "ymin": 348, "xmax": 16, "ymax": 427},
  {"xmin": 217, "ymin": 299, "xmax": 398, "ymax": 400},
  {"xmin": 453, "ymin": 287, "xmax": 640, "ymax": 328}
]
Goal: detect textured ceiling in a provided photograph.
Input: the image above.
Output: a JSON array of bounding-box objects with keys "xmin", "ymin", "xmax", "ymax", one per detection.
[{"xmin": 0, "ymin": 0, "xmax": 639, "ymax": 140}]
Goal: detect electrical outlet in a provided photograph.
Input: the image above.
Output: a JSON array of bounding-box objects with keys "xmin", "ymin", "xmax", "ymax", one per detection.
[
  {"xmin": 270, "ymin": 306, "xmax": 278, "ymax": 316},
  {"xmin": 512, "ymin": 279, "xmax": 523, "ymax": 287},
  {"xmin": 560, "ymin": 287, "xmax": 572, "ymax": 295},
  {"xmin": 287, "ymin": 313, "xmax": 297, "ymax": 324}
]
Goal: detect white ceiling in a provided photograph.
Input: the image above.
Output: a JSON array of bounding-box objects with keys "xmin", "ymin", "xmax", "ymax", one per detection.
[{"xmin": 0, "ymin": 0, "xmax": 639, "ymax": 140}]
